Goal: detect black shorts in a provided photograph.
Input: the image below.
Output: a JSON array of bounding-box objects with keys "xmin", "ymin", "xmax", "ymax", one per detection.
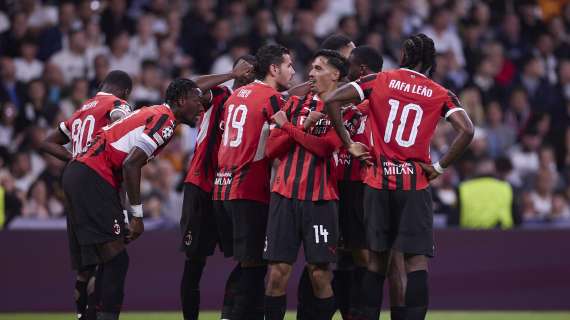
[
  {"xmin": 264, "ymin": 193, "xmax": 339, "ymax": 264},
  {"xmin": 180, "ymin": 183, "xmax": 222, "ymax": 257},
  {"xmin": 363, "ymin": 185, "xmax": 434, "ymax": 257},
  {"xmin": 214, "ymin": 199, "xmax": 268, "ymax": 262},
  {"xmin": 338, "ymin": 180, "xmax": 367, "ymax": 250},
  {"xmin": 62, "ymin": 161, "xmax": 125, "ymax": 270}
]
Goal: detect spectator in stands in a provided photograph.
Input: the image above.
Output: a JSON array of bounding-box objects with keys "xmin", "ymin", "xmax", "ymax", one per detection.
[
  {"xmin": 15, "ymin": 79, "xmax": 58, "ymax": 131},
  {"xmin": 383, "ymin": 7, "xmax": 408, "ymax": 63},
  {"xmin": 458, "ymin": 158, "xmax": 515, "ymax": 229},
  {"xmin": 337, "ymin": 15, "xmax": 359, "ymax": 42},
  {"xmin": 59, "ymin": 78, "xmax": 89, "ymax": 118},
  {"xmin": 514, "ymin": 55, "xmax": 554, "ymax": 112},
  {"xmin": 0, "ymin": 102, "xmax": 17, "ymax": 148},
  {"xmin": 0, "ymin": 169, "xmax": 23, "ymax": 227},
  {"xmin": 421, "ymin": 5, "xmax": 466, "ymax": 67},
  {"xmin": 0, "ymin": 12, "xmax": 29, "ymax": 58},
  {"xmin": 42, "ymin": 62, "xmax": 65, "ymax": 106},
  {"xmin": 508, "ymin": 127, "xmax": 542, "ymax": 189},
  {"xmin": 523, "ymin": 170, "xmax": 556, "ymax": 222},
  {"xmin": 131, "ymin": 60, "xmax": 162, "ymax": 109},
  {"xmin": 130, "ymin": 14, "xmax": 159, "ymax": 62},
  {"xmin": 467, "ymin": 56, "xmax": 502, "ymax": 105},
  {"xmin": 485, "ymin": 101, "xmax": 516, "ymax": 158},
  {"xmin": 38, "ymin": 2, "xmax": 79, "ymax": 61},
  {"xmin": 0, "ymin": 57, "xmax": 26, "ymax": 110},
  {"xmin": 291, "ymin": 10, "xmax": 320, "ymax": 71},
  {"xmin": 14, "ymin": 36, "xmax": 43, "ymax": 83},
  {"xmin": 89, "ymin": 54, "xmax": 110, "ymax": 95},
  {"xmin": 99, "ymin": 0, "xmax": 135, "ymax": 45},
  {"xmin": 275, "ymin": 0, "xmax": 296, "ymax": 36},
  {"xmin": 504, "ymin": 87, "xmax": 532, "ymax": 135},
  {"xmin": 108, "ymin": 30, "xmax": 140, "ymax": 77},
  {"xmin": 50, "ymin": 29, "xmax": 89, "ymax": 84}
]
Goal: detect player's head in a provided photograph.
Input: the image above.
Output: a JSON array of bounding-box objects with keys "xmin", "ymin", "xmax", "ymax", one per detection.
[
  {"xmin": 320, "ymin": 34, "xmax": 356, "ymax": 59},
  {"xmin": 255, "ymin": 44, "xmax": 295, "ymax": 90},
  {"xmin": 348, "ymin": 45, "xmax": 383, "ymax": 81},
  {"xmin": 100, "ymin": 70, "xmax": 133, "ymax": 100},
  {"xmin": 233, "ymin": 54, "xmax": 257, "ymax": 88},
  {"xmin": 399, "ymin": 33, "xmax": 437, "ymax": 77},
  {"xmin": 308, "ymin": 49, "xmax": 348, "ymax": 94},
  {"xmin": 165, "ymin": 78, "xmax": 203, "ymax": 126}
]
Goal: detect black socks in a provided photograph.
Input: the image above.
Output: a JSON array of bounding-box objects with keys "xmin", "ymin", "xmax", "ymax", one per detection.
[{"xmin": 181, "ymin": 259, "xmax": 206, "ymax": 320}]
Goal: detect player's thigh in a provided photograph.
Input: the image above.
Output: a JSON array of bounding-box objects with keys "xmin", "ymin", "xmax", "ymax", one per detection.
[
  {"xmin": 228, "ymin": 199, "xmax": 269, "ymax": 263},
  {"xmin": 363, "ymin": 185, "xmax": 391, "ymax": 253},
  {"xmin": 392, "ymin": 188, "xmax": 434, "ymax": 257},
  {"xmin": 180, "ymin": 183, "xmax": 217, "ymax": 258},
  {"xmin": 301, "ymin": 199, "xmax": 339, "ymax": 264},
  {"xmin": 264, "ymin": 193, "xmax": 302, "ymax": 264}
]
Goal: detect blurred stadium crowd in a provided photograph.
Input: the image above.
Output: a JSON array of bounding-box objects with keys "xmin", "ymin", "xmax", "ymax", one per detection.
[{"xmin": 0, "ymin": 0, "xmax": 569, "ymax": 229}]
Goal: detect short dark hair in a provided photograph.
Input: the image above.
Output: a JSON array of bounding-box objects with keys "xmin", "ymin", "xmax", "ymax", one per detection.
[
  {"xmin": 320, "ymin": 34, "xmax": 352, "ymax": 51},
  {"xmin": 351, "ymin": 45, "xmax": 383, "ymax": 72},
  {"xmin": 400, "ymin": 33, "xmax": 437, "ymax": 77},
  {"xmin": 254, "ymin": 44, "xmax": 290, "ymax": 79},
  {"xmin": 101, "ymin": 70, "xmax": 133, "ymax": 93},
  {"xmin": 233, "ymin": 54, "xmax": 256, "ymax": 68},
  {"xmin": 312, "ymin": 49, "xmax": 348, "ymax": 80},
  {"xmin": 165, "ymin": 78, "xmax": 198, "ymax": 106}
]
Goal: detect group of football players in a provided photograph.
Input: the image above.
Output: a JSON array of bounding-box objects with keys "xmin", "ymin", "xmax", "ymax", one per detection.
[{"xmin": 41, "ymin": 32, "xmax": 474, "ymax": 320}]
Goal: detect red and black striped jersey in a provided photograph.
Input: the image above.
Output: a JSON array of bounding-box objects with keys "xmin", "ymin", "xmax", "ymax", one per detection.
[
  {"xmin": 267, "ymin": 94, "xmax": 343, "ymax": 201},
  {"xmin": 77, "ymin": 104, "xmax": 176, "ymax": 189},
  {"xmin": 184, "ymin": 86, "xmax": 232, "ymax": 193},
  {"xmin": 335, "ymin": 100, "xmax": 369, "ymax": 182},
  {"xmin": 59, "ymin": 92, "xmax": 131, "ymax": 158},
  {"xmin": 350, "ymin": 68, "xmax": 464, "ymax": 190},
  {"xmin": 213, "ymin": 80, "xmax": 284, "ymax": 203}
]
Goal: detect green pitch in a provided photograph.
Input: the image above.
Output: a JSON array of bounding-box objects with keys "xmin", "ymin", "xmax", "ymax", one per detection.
[{"xmin": 1, "ymin": 312, "xmax": 570, "ymax": 320}]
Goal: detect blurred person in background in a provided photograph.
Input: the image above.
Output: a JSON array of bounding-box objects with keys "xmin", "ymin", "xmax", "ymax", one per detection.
[
  {"xmin": 108, "ymin": 30, "xmax": 141, "ymax": 77},
  {"xmin": 14, "ymin": 36, "xmax": 43, "ymax": 83},
  {"xmin": 0, "ymin": 57, "xmax": 26, "ymax": 110},
  {"xmin": 38, "ymin": 2, "xmax": 79, "ymax": 61},
  {"xmin": 0, "ymin": 12, "xmax": 30, "ymax": 58},
  {"xmin": 42, "ymin": 62, "xmax": 66, "ymax": 105},
  {"xmin": 508, "ymin": 127, "xmax": 542, "ymax": 189},
  {"xmin": 458, "ymin": 157, "xmax": 515, "ymax": 229},
  {"xmin": 522, "ymin": 170, "xmax": 556, "ymax": 222},
  {"xmin": 15, "ymin": 78, "xmax": 58, "ymax": 131},
  {"xmin": 484, "ymin": 101, "xmax": 516, "ymax": 159},
  {"xmin": 50, "ymin": 29, "xmax": 89, "ymax": 85},
  {"xmin": 130, "ymin": 14, "xmax": 159, "ymax": 62},
  {"xmin": 131, "ymin": 60, "xmax": 163, "ymax": 109},
  {"xmin": 59, "ymin": 78, "xmax": 89, "ymax": 118}
]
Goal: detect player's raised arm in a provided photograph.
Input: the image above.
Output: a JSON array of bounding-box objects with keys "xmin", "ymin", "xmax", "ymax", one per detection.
[
  {"xmin": 193, "ymin": 59, "xmax": 253, "ymax": 94},
  {"xmin": 40, "ymin": 129, "xmax": 72, "ymax": 162}
]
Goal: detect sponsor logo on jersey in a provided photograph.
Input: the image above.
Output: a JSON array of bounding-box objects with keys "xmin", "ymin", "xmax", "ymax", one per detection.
[
  {"xmin": 382, "ymin": 160, "xmax": 415, "ymax": 175},
  {"xmin": 214, "ymin": 171, "xmax": 233, "ymax": 186}
]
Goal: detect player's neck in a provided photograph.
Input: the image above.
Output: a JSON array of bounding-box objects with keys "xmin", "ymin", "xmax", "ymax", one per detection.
[
  {"xmin": 260, "ymin": 77, "xmax": 279, "ymax": 91},
  {"xmin": 317, "ymin": 83, "xmax": 338, "ymax": 100}
]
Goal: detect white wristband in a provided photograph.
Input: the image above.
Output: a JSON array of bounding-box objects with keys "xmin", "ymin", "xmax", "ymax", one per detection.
[
  {"xmin": 130, "ymin": 204, "xmax": 143, "ymax": 218},
  {"xmin": 433, "ymin": 162, "xmax": 445, "ymax": 174}
]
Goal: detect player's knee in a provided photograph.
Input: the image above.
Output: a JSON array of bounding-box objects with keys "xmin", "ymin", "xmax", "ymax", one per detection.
[
  {"xmin": 266, "ymin": 264, "xmax": 291, "ymax": 293},
  {"xmin": 307, "ymin": 264, "xmax": 332, "ymax": 292},
  {"xmin": 367, "ymin": 250, "xmax": 388, "ymax": 274},
  {"xmin": 404, "ymin": 254, "xmax": 428, "ymax": 273}
]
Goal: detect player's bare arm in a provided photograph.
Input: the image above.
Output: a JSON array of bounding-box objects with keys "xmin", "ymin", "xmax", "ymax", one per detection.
[
  {"xmin": 40, "ymin": 129, "xmax": 72, "ymax": 162},
  {"xmin": 122, "ymin": 147, "xmax": 149, "ymax": 242},
  {"xmin": 419, "ymin": 109, "xmax": 474, "ymax": 181},
  {"xmin": 283, "ymin": 81, "xmax": 311, "ymax": 98},
  {"xmin": 324, "ymin": 84, "xmax": 372, "ymax": 164},
  {"xmin": 194, "ymin": 59, "xmax": 254, "ymax": 101}
]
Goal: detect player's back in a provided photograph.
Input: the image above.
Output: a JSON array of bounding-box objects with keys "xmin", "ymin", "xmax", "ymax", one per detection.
[
  {"xmin": 214, "ymin": 80, "xmax": 282, "ymax": 203},
  {"xmin": 367, "ymin": 68, "xmax": 459, "ymax": 163},
  {"xmin": 78, "ymin": 104, "xmax": 176, "ymax": 188},
  {"xmin": 59, "ymin": 92, "xmax": 130, "ymax": 157}
]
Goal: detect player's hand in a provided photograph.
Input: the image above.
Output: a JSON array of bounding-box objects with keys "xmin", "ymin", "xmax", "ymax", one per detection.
[
  {"xmin": 231, "ymin": 59, "xmax": 254, "ymax": 79},
  {"xmin": 348, "ymin": 142, "xmax": 373, "ymax": 166},
  {"xmin": 127, "ymin": 217, "xmax": 144, "ymax": 242},
  {"xmin": 271, "ymin": 111, "xmax": 289, "ymax": 128},
  {"xmin": 303, "ymin": 111, "xmax": 325, "ymax": 130},
  {"xmin": 418, "ymin": 162, "xmax": 441, "ymax": 181}
]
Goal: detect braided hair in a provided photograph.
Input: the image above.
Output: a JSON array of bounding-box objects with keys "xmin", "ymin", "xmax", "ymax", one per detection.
[{"xmin": 399, "ymin": 33, "xmax": 437, "ymax": 77}]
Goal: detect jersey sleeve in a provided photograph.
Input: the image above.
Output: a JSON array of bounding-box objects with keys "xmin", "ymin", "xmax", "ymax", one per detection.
[
  {"xmin": 441, "ymin": 90, "xmax": 465, "ymax": 120},
  {"xmin": 136, "ymin": 113, "xmax": 176, "ymax": 156},
  {"xmin": 348, "ymin": 73, "xmax": 378, "ymax": 101},
  {"xmin": 109, "ymin": 99, "xmax": 132, "ymax": 118},
  {"xmin": 281, "ymin": 123, "xmax": 342, "ymax": 158},
  {"xmin": 266, "ymin": 128, "xmax": 293, "ymax": 159}
]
